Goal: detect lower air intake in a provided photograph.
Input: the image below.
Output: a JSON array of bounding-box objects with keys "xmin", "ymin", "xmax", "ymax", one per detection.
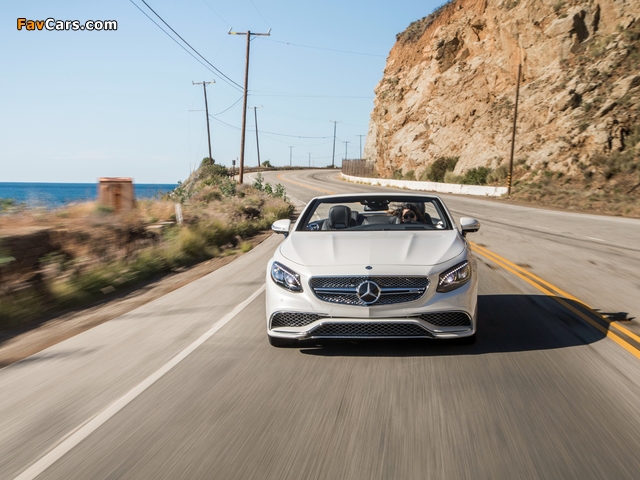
[
  {"xmin": 271, "ymin": 312, "xmax": 322, "ymax": 328},
  {"xmin": 418, "ymin": 312, "xmax": 471, "ymax": 327},
  {"xmin": 309, "ymin": 323, "xmax": 432, "ymax": 338}
]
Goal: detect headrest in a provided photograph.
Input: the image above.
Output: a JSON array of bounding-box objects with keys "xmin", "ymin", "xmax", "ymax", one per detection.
[{"xmin": 328, "ymin": 205, "xmax": 352, "ymax": 229}]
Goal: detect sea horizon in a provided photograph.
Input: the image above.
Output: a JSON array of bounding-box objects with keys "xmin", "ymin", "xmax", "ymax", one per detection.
[{"xmin": 0, "ymin": 182, "xmax": 178, "ymax": 209}]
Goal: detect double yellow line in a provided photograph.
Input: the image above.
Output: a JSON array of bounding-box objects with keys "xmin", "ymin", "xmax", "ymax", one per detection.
[{"xmin": 471, "ymin": 242, "xmax": 640, "ymax": 359}]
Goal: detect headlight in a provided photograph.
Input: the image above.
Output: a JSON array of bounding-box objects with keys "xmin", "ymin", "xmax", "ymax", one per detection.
[
  {"xmin": 271, "ymin": 261, "xmax": 303, "ymax": 292},
  {"xmin": 437, "ymin": 261, "xmax": 471, "ymax": 292}
]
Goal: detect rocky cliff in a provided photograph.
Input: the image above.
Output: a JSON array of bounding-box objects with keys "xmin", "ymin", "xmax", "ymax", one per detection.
[{"xmin": 365, "ymin": 0, "xmax": 640, "ymax": 192}]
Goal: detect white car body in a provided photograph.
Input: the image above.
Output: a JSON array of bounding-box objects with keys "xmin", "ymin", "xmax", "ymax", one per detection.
[{"xmin": 265, "ymin": 193, "xmax": 480, "ymax": 347}]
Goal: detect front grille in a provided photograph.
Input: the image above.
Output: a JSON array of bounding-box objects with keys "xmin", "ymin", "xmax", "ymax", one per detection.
[
  {"xmin": 419, "ymin": 312, "xmax": 471, "ymax": 327},
  {"xmin": 309, "ymin": 276, "xmax": 429, "ymax": 306},
  {"xmin": 308, "ymin": 323, "xmax": 433, "ymax": 338},
  {"xmin": 271, "ymin": 312, "xmax": 322, "ymax": 328}
]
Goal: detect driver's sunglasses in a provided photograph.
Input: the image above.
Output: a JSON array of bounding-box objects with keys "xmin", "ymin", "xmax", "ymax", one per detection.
[{"xmin": 403, "ymin": 212, "xmax": 416, "ymax": 220}]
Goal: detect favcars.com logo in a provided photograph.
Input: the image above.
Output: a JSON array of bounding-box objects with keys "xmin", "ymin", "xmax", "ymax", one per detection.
[{"xmin": 17, "ymin": 18, "xmax": 117, "ymax": 31}]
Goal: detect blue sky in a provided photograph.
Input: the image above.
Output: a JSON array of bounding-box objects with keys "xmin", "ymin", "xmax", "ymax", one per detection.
[{"xmin": 1, "ymin": 1, "xmax": 443, "ymax": 183}]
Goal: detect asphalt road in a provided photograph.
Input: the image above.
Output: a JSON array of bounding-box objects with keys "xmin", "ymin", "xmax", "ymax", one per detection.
[{"xmin": 1, "ymin": 170, "xmax": 639, "ymax": 479}]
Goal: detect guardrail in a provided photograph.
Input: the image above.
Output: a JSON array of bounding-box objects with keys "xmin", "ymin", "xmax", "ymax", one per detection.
[{"xmin": 341, "ymin": 173, "xmax": 508, "ymax": 197}]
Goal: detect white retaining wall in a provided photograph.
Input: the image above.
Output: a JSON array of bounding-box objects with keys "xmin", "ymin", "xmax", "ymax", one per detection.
[{"xmin": 341, "ymin": 173, "xmax": 508, "ymax": 197}]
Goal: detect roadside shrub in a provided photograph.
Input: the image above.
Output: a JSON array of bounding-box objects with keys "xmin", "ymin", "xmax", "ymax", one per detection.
[
  {"xmin": 487, "ymin": 165, "xmax": 509, "ymax": 184},
  {"xmin": 460, "ymin": 167, "xmax": 491, "ymax": 185},
  {"xmin": 444, "ymin": 171, "xmax": 463, "ymax": 184},
  {"xmin": 403, "ymin": 169, "xmax": 416, "ymax": 181},
  {"xmin": 427, "ymin": 156, "xmax": 459, "ymax": 182}
]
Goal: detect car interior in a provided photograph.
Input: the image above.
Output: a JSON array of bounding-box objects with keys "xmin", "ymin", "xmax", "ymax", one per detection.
[{"xmin": 304, "ymin": 198, "xmax": 450, "ymax": 231}]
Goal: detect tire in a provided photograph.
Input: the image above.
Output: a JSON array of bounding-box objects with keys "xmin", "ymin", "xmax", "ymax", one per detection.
[{"xmin": 268, "ymin": 335, "xmax": 298, "ymax": 348}]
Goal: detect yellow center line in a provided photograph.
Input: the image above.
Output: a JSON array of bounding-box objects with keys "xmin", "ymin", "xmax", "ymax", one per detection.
[
  {"xmin": 470, "ymin": 242, "xmax": 640, "ymax": 359},
  {"xmin": 470, "ymin": 242, "xmax": 640, "ymax": 345},
  {"xmin": 276, "ymin": 173, "xmax": 335, "ymax": 195}
]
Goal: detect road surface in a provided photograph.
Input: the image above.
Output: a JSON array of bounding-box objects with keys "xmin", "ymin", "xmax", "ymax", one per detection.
[{"xmin": 1, "ymin": 169, "xmax": 639, "ymax": 480}]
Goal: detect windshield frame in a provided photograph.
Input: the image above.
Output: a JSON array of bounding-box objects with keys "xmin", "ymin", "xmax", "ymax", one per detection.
[{"xmin": 295, "ymin": 194, "xmax": 455, "ymax": 232}]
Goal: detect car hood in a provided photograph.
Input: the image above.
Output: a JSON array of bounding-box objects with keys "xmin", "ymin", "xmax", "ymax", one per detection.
[{"xmin": 279, "ymin": 231, "xmax": 465, "ymax": 267}]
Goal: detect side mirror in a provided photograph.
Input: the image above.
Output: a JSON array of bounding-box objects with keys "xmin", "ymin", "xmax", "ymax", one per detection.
[
  {"xmin": 272, "ymin": 219, "xmax": 291, "ymax": 237},
  {"xmin": 460, "ymin": 217, "xmax": 480, "ymax": 236}
]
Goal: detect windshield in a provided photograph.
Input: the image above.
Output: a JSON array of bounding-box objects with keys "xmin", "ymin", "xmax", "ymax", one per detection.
[{"xmin": 298, "ymin": 196, "xmax": 453, "ymax": 231}]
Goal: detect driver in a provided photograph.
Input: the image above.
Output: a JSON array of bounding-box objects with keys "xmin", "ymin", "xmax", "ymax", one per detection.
[{"xmin": 396, "ymin": 203, "xmax": 425, "ymax": 223}]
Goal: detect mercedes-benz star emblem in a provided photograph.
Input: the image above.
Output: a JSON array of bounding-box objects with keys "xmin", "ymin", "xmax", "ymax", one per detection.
[{"xmin": 356, "ymin": 281, "xmax": 381, "ymax": 305}]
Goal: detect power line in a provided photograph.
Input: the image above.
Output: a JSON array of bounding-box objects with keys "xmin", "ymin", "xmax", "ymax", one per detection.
[
  {"xmin": 137, "ymin": 0, "xmax": 244, "ymax": 91},
  {"xmin": 208, "ymin": 116, "xmax": 241, "ymax": 131},
  {"xmin": 129, "ymin": 0, "xmax": 219, "ymax": 75},
  {"xmin": 211, "ymin": 96, "xmax": 243, "ymax": 115},
  {"xmin": 251, "ymin": 91, "xmax": 373, "ymax": 99},
  {"xmin": 200, "ymin": 0, "xmax": 231, "ymax": 26},
  {"xmin": 254, "ymin": 130, "xmax": 331, "ymax": 139},
  {"xmin": 250, "ymin": 0, "xmax": 271, "ymax": 29},
  {"xmin": 265, "ymin": 38, "xmax": 386, "ymax": 57}
]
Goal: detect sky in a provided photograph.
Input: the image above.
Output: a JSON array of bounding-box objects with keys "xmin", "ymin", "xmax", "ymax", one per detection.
[{"xmin": 1, "ymin": 0, "xmax": 444, "ymax": 183}]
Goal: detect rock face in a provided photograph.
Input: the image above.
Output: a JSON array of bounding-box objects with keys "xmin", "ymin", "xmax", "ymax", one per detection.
[{"xmin": 365, "ymin": 0, "xmax": 640, "ymax": 180}]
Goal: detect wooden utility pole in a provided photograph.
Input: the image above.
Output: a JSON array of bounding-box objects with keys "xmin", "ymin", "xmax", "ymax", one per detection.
[
  {"xmin": 289, "ymin": 146, "xmax": 293, "ymax": 167},
  {"xmin": 253, "ymin": 106, "xmax": 262, "ymax": 167},
  {"xmin": 330, "ymin": 120, "xmax": 341, "ymax": 168},
  {"xmin": 357, "ymin": 134, "xmax": 366, "ymax": 159},
  {"xmin": 228, "ymin": 28, "xmax": 271, "ymax": 183},
  {"xmin": 508, "ymin": 64, "xmax": 522, "ymax": 196},
  {"xmin": 344, "ymin": 141, "xmax": 350, "ymax": 163},
  {"xmin": 192, "ymin": 80, "xmax": 215, "ymax": 162}
]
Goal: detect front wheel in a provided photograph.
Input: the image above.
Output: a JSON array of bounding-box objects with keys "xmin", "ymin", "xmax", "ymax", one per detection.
[{"xmin": 268, "ymin": 335, "xmax": 298, "ymax": 348}]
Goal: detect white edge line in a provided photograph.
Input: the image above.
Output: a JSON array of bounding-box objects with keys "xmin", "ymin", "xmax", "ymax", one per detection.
[
  {"xmin": 13, "ymin": 284, "xmax": 266, "ymax": 480},
  {"xmin": 586, "ymin": 236, "xmax": 605, "ymax": 242}
]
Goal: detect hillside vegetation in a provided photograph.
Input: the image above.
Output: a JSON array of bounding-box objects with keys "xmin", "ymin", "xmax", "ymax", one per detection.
[{"xmin": 0, "ymin": 160, "xmax": 292, "ymax": 328}]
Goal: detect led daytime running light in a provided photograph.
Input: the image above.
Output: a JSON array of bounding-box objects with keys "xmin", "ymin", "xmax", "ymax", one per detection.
[
  {"xmin": 437, "ymin": 261, "xmax": 471, "ymax": 292},
  {"xmin": 271, "ymin": 261, "xmax": 303, "ymax": 292}
]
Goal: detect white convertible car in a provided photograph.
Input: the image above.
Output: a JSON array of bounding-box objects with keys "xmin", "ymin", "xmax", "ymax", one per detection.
[{"xmin": 266, "ymin": 193, "xmax": 480, "ymax": 347}]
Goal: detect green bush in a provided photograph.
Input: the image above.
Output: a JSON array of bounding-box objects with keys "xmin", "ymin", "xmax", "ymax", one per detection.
[
  {"xmin": 460, "ymin": 167, "xmax": 491, "ymax": 185},
  {"xmin": 427, "ymin": 157, "xmax": 459, "ymax": 182},
  {"xmin": 444, "ymin": 171, "xmax": 463, "ymax": 184},
  {"xmin": 403, "ymin": 170, "xmax": 416, "ymax": 181}
]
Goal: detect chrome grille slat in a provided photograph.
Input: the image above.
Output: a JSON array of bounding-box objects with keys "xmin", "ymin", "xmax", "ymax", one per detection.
[{"xmin": 309, "ymin": 276, "xmax": 429, "ymax": 306}]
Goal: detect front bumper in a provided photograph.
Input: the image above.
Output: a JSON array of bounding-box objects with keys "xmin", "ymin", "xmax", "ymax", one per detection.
[{"xmin": 266, "ymin": 266, "xmax": 478, "ymax": 341}]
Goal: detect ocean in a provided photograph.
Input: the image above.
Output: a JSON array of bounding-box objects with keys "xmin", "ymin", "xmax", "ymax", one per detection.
[{"xmin": 0, "ymin": 182, "xmax": 178, "ymax": 209}]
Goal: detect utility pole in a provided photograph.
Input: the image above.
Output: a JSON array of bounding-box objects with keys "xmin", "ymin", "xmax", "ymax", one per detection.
[
  {"xmin": 228, "ymin": 28, "xmax": 271, "ymax": 183},
  {"xmin": 192, "ymin": 80, "xmax": 215, "ymax": 162},
  {"xmin": 344, "ymin": 141, "xmax": 350, "ymax": 164},
  {"xmin": 253, "ymin": 106, "xmax": 262, "ymax": 168},
  {"xmin": 308, "ymin": 152, "xmax": 311, "ymax": 168},
  {"xmin": 357, "ymin": 135, "xmax": 366, "ymax": 159},
  {"xmin": 330, "ymin": 120, "xmax": 341, "ymax": 168},
  {"xmin": 508, "ymin": 64, "xmax": 522, "ymax": 196},
  {"xmin": 289, "ymin": 146, "xmax": 293, "ymax": 167}
]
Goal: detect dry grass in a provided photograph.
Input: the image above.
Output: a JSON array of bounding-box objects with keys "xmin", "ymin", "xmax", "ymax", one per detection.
[{"xmin": 0, "ymin": 185, "xmax": 293, "ymax": 328}]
